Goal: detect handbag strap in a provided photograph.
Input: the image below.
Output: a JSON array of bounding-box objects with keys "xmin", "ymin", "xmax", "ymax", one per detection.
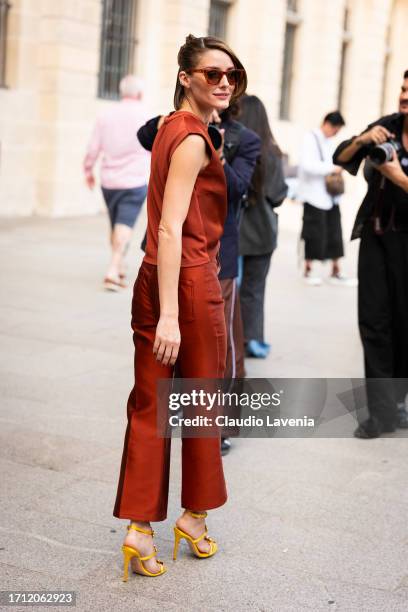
[
  {"xmin": 312, "ymin": 130, "xmax": 338, "ymax": 202},
  {"xmin": 312, "ymin": 130, "xmax": 325, "ymax": 162}
]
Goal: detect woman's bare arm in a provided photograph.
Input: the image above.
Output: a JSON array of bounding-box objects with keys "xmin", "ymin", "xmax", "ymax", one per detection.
[{"xmin": 153, "ymin": 134, "xmax": 209, "ymax": 366}]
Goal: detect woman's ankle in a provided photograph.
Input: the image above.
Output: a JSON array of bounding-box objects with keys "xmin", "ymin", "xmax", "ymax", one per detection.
[
  {"xmin": 129, "ymin": 520, "xmax": 152, "ymax": 530},
  {"xmin": 182, "ymin": 509, "xmax": 207, "ymax": 522}
]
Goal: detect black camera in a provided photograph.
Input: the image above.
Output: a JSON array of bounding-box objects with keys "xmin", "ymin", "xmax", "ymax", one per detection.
[
  {"xmin": 208, "ymin": 123, "xmax": 223, "ymax": 151},
  {"xmin": 368, "ymin": 139, "xmax": 402, "ymax": 165}
]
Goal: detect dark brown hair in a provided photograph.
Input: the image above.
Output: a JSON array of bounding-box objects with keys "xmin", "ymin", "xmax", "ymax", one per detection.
[
  {"xmin": 237, "ymin": 94, "xmax": 282, "ymax": 203},
  {"xmin": 174, "ymin": 34, "xmax": 247, "ymax": 110},
  {"xmin": 323, "ymin": 111, "xmax": 345, "ymax": 126}
]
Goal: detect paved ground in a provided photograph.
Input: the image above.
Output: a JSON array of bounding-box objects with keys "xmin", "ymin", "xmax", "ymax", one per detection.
[{"xmin": 1, "ymin": 201, "xmax": 408, "ymax": 611}]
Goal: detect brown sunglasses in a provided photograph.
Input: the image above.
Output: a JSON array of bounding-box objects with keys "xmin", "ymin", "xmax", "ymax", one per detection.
[{"xmin": 189, "ymin": 68, "xmax": 245, "ymax": 86}]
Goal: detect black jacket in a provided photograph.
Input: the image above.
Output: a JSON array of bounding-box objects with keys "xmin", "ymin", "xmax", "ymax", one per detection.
[
  {"xmin": 333, "ymin": 113, "xmax": 408, "ymax": 239},
  {"xmin": 219, "ymin": 119, "xmax": 261, "ymax": 277},
  {"xmin": 137, "ymin": 115, "xmax": 261, "ymax": 279},
  {"xmin": 239, "ymin": 148, "xmax": 288, "ymax": 255}
]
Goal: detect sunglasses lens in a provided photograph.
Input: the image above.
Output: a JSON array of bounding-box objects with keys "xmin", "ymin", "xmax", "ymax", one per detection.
[
  {"xmin": 226, "ymin": 70, "xmax": 240, "ymax": 85},
  {"xmin": 205, "ymin": 70, "xmax": 222, "ymax": 84}
]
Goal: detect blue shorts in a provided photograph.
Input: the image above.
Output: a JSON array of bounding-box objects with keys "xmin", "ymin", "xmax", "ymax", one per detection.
[{"xmin": 101, "ymin": 185, "xmax": 147, "ymax": 229}]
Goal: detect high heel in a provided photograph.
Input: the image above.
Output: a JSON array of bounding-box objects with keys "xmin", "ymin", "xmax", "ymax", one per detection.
[
  {"xmin": 173, "ymin": 510, "xmax": 218, "ymax": 560},
  {"xmin": 122, "ymin": 524, "xmax": 166, "ymax": 580}
]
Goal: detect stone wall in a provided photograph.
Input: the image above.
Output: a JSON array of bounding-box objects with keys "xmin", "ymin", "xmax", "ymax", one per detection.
[{"xmin": 0, "ymin": 0, "xmax": 407, "ymax": 216}]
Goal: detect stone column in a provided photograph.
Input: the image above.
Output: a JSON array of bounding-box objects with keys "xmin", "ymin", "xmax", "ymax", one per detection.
[
  {"xmin": 35, "ymin": 0, "xmax": 102, "ymax": 216},
  {"xmin": 0, "ymin": 0, "xmax": 41, "ymax": 215}
]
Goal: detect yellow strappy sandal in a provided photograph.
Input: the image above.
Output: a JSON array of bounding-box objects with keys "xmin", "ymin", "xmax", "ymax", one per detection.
[
  {"xmin": 122, "ymin": 524, "xmax": 166, "ymax": 580},
  {"xmin": 173, "ymin": 510, "xmax": 218, "ymax": 560}
]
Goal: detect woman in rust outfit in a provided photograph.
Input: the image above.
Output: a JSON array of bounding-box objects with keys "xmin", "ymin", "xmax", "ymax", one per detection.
[{"xmin": 113, "ymin": 35, "xmax": 247, "ymax": 579}]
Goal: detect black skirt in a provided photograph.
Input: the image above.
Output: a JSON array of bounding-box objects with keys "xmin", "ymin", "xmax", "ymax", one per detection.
[{"xmin": 301, "ymin": 202, "xmax": 344, "ymax": 260}]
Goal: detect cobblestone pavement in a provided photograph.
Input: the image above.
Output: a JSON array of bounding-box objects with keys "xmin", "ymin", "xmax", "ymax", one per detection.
[{"xmin": 1, "ymin": 201, "xmax": 407, "ymax": 611}]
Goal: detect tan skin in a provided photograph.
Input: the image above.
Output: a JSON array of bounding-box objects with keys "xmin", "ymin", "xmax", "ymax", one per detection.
[
  {"xmin": 336, "ymin": 77, "xmax": 408, "ymax": 193},
  {"xmin": 124, "ymin": 49, "xmax": 236, "ymax": 574}
]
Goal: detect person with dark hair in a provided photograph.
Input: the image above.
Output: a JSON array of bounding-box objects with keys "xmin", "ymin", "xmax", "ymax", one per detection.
[
  {"xmin": 136, "ymin": 104, "xmax": 261, "ymax": 456},
  {"xmin": 237, "ymin": 95, "xmax": 288, "ymax": 358},
  {"xmin": 112, "ymin": 34, "xmax": 247, "ymax": 579},
  {"xmin": 324, "ymin": 111, "xmax": 346, "ymax": 126},
  {"xmin": 297, "ymin": 110, "xmax": 354, "ymax": 286},
  {"xmin": 333, "ymin": 70, "xmax": 408, "ymax": 439}
]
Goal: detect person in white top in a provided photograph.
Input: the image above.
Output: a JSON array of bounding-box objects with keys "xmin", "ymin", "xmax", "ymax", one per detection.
[{"xmin": 298, "ymin": 111, "xmax": 352, "ymax": 285}]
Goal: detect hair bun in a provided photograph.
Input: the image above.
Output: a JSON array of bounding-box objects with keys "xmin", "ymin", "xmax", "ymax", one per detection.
[{"xmin": 184, "ymin": 34, "xmax": 205, "ymax": 48}]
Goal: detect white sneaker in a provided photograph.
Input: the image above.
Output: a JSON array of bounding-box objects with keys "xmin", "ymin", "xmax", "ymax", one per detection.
[
  {"xmin": 303, "ymin": 273, "xmax": 322, "ymax": 286},
  {"xmin": 328, "ymin": 274, "xmax": 358, "ymax": 287}
]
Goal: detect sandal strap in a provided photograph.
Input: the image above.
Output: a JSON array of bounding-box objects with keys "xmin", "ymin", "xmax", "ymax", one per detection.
[
  {"xmin": 192, "ymin": 527, "xmax": 208, "ymax": 544},
  {"xmin": 186, "ymin": 510, "xmax": 208, "ymax": 519},
  {"xmin": 127, "ymin": 524, "xmax": 154, "ymax": 536},
  {"xmin": 139, "ymin": 547, "xmax": 158, "ymax": 562}
]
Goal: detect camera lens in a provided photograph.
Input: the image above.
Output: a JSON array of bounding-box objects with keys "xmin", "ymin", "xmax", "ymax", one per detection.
[
  {"xmin": 208, "ymin": 124, "xmax": 223, "ymax": 150},
  {"xmin": 368, "ymin": 141, "xmax": 400, "ymax": 165},
  {"xmin": 369, "ymin": 144, "xmax": 391, "ymax": 165}
]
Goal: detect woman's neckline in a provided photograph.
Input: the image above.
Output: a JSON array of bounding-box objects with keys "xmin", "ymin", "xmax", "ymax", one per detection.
[{"xmin": 170, "ymin": 109, "xmax": 208, "ymax": 125}]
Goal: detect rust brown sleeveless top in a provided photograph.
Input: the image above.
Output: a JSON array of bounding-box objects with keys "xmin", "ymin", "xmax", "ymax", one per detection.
[{"xmin": 143, "ymin": 110, "xmax": 227, "ymax": 267}]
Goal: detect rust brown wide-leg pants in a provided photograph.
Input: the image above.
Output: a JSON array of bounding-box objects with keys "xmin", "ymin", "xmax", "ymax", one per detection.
[{"xmin": 113, "ymin": 260, "xmax": 227, "ymax": 522}]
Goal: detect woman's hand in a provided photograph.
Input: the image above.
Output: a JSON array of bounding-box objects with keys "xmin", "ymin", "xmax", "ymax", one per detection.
[{"xmin": 153, "ymin": 314, "xmax": 181, "ymax": 366}]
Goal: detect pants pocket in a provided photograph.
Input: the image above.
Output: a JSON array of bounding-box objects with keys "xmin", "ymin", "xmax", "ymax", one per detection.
[{"xmin": 178, "ymin": 279, "xmax": 195, "ymax": 322}]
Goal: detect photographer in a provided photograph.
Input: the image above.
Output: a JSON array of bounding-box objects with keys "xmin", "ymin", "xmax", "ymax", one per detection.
[{"xmin": 334, "ymin": 69, "xmax": 408, "ymax": 439}]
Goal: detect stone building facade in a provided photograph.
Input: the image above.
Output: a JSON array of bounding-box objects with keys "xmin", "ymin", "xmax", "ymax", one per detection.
[{"xmin": 0, "ymin": 0, "xmax": 407, "ymax": 217}]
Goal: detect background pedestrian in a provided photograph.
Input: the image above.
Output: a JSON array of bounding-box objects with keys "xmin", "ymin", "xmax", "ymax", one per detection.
[
  {"xmin": 298, "ymin": 111, "xmax": 354, "ymax": 286},
  {"xmin": 83, "ymin": 75, "xmax": 150, "ymax": 291},
  {"xmin": 238, "ymin": 94, "xmax": 288, "ymax": 359}
]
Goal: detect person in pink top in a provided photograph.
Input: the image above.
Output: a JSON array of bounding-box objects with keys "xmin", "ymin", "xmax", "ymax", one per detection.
[{"xmin": 83, "ymin": 75, "xmax": 150, "ymax": 291}]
